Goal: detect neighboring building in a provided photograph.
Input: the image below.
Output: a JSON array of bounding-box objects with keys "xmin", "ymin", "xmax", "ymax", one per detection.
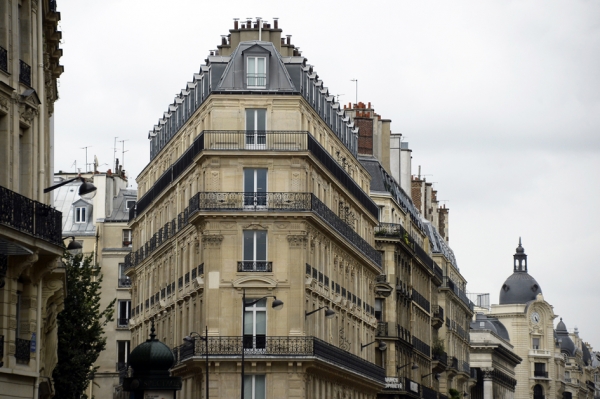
[
  {"xmin": 0, "ymin": 1, "xmax": 65, "ymax": 398},
  {"xmin": 53, "ymin": 168, "xmax": 135, "ymax": 399},
  {"xmin": 126, "ymin": 19, "xmax": 385, "ymax": 399},
  {"xmin": 469, "ymin": 313, "xmax": 521, "ymax": 399}
]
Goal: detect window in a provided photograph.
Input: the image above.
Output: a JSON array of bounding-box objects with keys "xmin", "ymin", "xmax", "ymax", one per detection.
[
  {"xmin": 243, "ymin": 375, "xmax": 266, "ymax": 399},
  {"xmin": 117, "ymin": 340, "xmax": 130, "ymax": 369},
  {"xmin": 122, "ymin": 229, "xmax": 132, "ymax": 247},
  {"xmin": 75, "ymin": 207, "xmax": 86, "ymax": 223},
  {"xmin": 375, "ymin": 298, "xmax": 383, "ymax": 321},
  {"xmin": 242, "ymin": 231, "xmax": 267, "ymax": 271},
  {"xmin": 245, "ymin": 109, "xmax": 266, "ymax": 149},
  {"xmin": 244, "ymin": 169, "xmax": 267, "ymax": 207},
  {"xmin": 118, "ymin": 263, "xmax": 130, "ymax": 287},
  {"xmin": 247, "ymin": 57, "xmax": 266, "ymax": 88},
  {"xmin": 534, "ymin": 363, "xmax": 547, "ymax": 378},
  {"xmin": 244, "ymin": 299, "xmax": 266, "ymax": 350},
  {"xmin": 532, "ymin": 337, "xmax": 540, "ymax": 350},
  {"xmin": 117, "ymin": 300, "xmax": 131, "ymax": 327},
  {"xmin": 125, "ymin": 200, "xmax": 136, "ymax": 210}
]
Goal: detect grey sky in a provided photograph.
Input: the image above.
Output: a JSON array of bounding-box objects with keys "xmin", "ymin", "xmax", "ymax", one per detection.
[{"xmin": 54, "ymin": 0, "xmax": 600, "ymax": 345}]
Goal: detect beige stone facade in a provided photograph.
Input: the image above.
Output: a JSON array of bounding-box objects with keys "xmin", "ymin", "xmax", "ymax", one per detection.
[{"xmin": 0, "ymin": 1, "xmax": 65, "ymax": 398}]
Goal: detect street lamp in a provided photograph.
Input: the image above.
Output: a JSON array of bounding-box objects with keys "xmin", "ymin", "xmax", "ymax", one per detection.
[
  {"xmin": 63, "ymin": 236, "xmax": 82, "ymax": 252},
  {"xmin": 183, "ymin": 326, "xmax": 209, "ymax": 399},
  {"xmin": 44, "ymin": 175, "xmax": 97, "ymax": 200},
  {"xmin": 421, "ymin": 372, "xmax": 441, "ymax": 381},
  {"xmin": 305, "ymin": 306, "xmax": 335, "ymax": 319},
  {"xmin": 360, "ymin": 340, "xmax": 387, "ymax": 352},
  {"xmin": 241, "ymin": 289, "xmax": 283, "ymax": 399},
  {"xmin": 397, "ymin": 362, "xmax": 419, "ymax": 371}
]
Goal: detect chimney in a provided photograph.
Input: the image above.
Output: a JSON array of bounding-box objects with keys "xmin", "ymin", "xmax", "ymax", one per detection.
[
  {"xmin": 356, "ymin": 111, "xmax": 374, "ymax": 156},
  {"xmin": 234, "ymin": 18, "xmax": 239, "ymax": 30},
  {"xmin": 273, "ymin": 18, "xmax": 279, "ymax": 29},
  {"xmin": 286, "ymin": 35, "xmax": 291, "ymax": 45}
]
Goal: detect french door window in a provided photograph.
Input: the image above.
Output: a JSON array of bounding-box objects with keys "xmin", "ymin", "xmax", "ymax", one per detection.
[
  {"xmin": 245, "ymin": 109, "xmax": 266, "ymax": 149},
  {"xmin": 243, "ymin": 375, "xmax": 266, "ymax": 399},
  {"xmin": 117, "ymin": 300, "xmax": 131, "ymax": 327},
  {"xmin": 247, "ymin": 57, "xmax": 266, "ymax": 88},
  {"xmin": 244, "ymin": 298, "xmax": 266, "ymax": 350},
  {"xmin": 244, "ymin": 168, "xmax": 267, "ymax": 208},
  {"xmin": 242, "ymin": 230, "xmax": 267, "ymax": 271}
]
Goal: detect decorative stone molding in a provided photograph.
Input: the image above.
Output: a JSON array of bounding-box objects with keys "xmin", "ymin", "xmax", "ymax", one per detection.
[
  {"xmin": 287, "ymin": 234, "xmax": 307, "ymax": 248},
  {"xmin": 202, "ymin": 235, "xmax": 223, "ymax": 247},
  {"xmin": 241, "ymin": 223, "xmax": 268, "ymax": 230},
  {"xmin": 11, "ymin": 252, "xmax": 39, "ymax": 280},
  {"xmin": 482, "ymin": 367, "xmax": 494, "ymax": 379}
]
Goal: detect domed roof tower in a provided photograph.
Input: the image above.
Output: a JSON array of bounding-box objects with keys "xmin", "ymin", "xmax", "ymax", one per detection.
[{"xmin": 499, "ymin": 238, "xmax": 543, "ymax": 305}]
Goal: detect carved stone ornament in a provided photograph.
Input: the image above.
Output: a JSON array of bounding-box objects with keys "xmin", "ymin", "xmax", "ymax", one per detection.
[
  {"xmin": 482, "ymin": 367, "xmax": 494, "ymax": 379},
  {"xmin": 202, "ymin": 235, "xmax": 224, "ymax": 247},
  {"xmin": 0, "ymin": 96, "xmax": 9, "ymax": 110},
  {"xmin": 287, "ymin": 234, "xmax": 307, "ymax": 248}
]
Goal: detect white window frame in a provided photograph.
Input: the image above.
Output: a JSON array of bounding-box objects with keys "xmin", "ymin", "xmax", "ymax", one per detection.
[
  {"xmin": 75, "ymin": 207, "xmax": 86, "ymax": 223},
  {"xmin": 245, "ymin": 109, "xmax": 267, "ymax": 150},
  {"xmin": 125, "ymin": 200, "xmax": 136, "ymax": 211},
  {"xmin": 117, "ymin": 340, "xmax": 130, "ymax": 365},
  {"xmin": 122, "ymin": 229, "xmax": 132, "ymax": 247},
  {"xmin": 244, "ymin": 168, "xmax": 267, "ymax": 209},
  {"xmin": 243, "ymin": 374, "xmax": 266, "ymax": 399},
  {"xmin": 242, "ymin": 230, "xmax": 267, "ymax": 271},
  {"xmin": 247, "ymin": 56, "xmax": 266, "ymax": 88},
  {"xmin": 244, "ymin": 299, "xmax": 267, "ymax": 351}
]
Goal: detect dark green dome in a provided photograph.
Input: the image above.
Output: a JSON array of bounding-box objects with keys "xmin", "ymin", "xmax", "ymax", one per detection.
[{"xmin": 128, "ymin": 323, "xmax": 175, "ymax": 376}]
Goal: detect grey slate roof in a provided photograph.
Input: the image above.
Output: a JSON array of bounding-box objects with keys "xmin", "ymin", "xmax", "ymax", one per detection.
[
  {"xmin": 106, "ymin": 189, "xmax": 137, "ymax": 222},
  {"xmin": 555, "ymin": 318, "xmax": 576, "ymax": 357},
  {"xmin": 53, "ymin": 178, "xmax": 95, "ymax": 236},
  {"xmin": 423, "ymin": 220, "xmax": 458, "ymax": 268},
  {"xmin": 470, "ymin": 313, "xmax": 510, "ymax": 341},
  {"xmin": 499, "ymin": 272, "xmax": 542, "ymax": 305}
]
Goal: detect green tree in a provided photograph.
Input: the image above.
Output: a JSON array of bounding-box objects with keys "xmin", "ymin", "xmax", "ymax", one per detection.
[{"xmin": 53, "ymin": 252, "xmax": 115, "ymax": 399}]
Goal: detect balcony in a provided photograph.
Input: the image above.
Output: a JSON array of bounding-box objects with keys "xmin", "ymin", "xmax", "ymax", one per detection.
[
  {"xmin": 15, "ymin": 338, "xmax": 31, "ymax": 364},
  {"xmin": 412, "ymin": 336, "xmax": 431, "ymax": 357},
  {"xmin": 0, "ymin": 185, "xmax": 63, "ymax": 246},
  {"xmin": 0, "ymin": 46, "xmax": 7, "ymax": 72},
  {"xmin": 173, "ymin": 336, "xmax": 385, "ymax": 383},
  {"xmin": 118, "ymin": 277, "xmax": 131, "ymax": 288},
  {"xmin": 432, "ymin": 305, "xmax": 444, "ymax": 329},
  {"xmin": 433, "ymin": 351, "xmax": 448, "ymax": 367},
  {"xmin": 534, "ymin": 370, "xmax": 548, "ymax": 379},
  {"xmin": 449, "ymin": 356, "xmax": 459, "ymax": 370},
  {"xmin": 237, "ymin": 261, "xmax": 272, "ymax": 272},
  {"xmin": 189, "ymin": 192, "xmax": 381, "ymax": 267},
  {"xmin": 117, "ymin": 318, "xmax": 129, "ymax": 328},
  {"xmin": 529, "ymin": 349, "xmax": 551, "ymax": 357},
  {"xmin": 247, "ymin": 73, "xmax": 267, "ymax": 87},
  {"xmin": 19, "ymin": 60, "xmax": 31, "ymax": 86},
  {"xmin": 137, "ymin": 130, "xmax": 378, "ymax": 221},
  {"xmin": 412, "ymin": 288, "xmax": 431, "ymax": 312},
  {"xmin": 462, "ymin": 361, "xmax": 470, "ymax": 374},
  {"xmin": 441, "ymin": 277, "xmax": 474, "ymax": 311}
]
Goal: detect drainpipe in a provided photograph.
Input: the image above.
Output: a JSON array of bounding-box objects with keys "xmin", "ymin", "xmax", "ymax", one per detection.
[
  {"xmin": 33, "ymin": 280, "xmax": 42, "ymax": 399},
  {"xmin": 258, "ymin": 17, "xmax": 262, "ymax": 41},
  {"xmin": 37, "ymin": 2, "xmax": 46, "ymax": 202}
]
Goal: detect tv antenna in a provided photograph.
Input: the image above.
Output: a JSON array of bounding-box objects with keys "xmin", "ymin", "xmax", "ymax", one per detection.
[
  {"xmin": 118, "ymin": 139, "xmax": 129, "ymax": 172},
  {"xmin": 81, "ymin": 146, "xmax": 92, "ymax": 173}
]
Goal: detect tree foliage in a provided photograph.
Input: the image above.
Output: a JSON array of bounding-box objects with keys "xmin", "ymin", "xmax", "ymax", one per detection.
[{"xmin": 53, "ymin": 252, "xmax": 115, "ymax": 399}]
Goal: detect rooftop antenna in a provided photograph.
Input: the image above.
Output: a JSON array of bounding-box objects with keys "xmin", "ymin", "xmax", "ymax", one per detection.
[
  {"xmin": 81, "ymin": 146, "xmax": 92, "ymax": 173},
  {"xmin": 118, "ymin": 139, "xmax": 129, "ymax": 174},
  {"xmin": 113, "ymin": 136, "xmax": 119, "ymax": 170},
  {"xmin": 351, "ymin": 79, "xmax": 358, "ymax": 106},
  {"xmin": 335, "ymin": 94, "xmax": 344, "ymax": 102}
]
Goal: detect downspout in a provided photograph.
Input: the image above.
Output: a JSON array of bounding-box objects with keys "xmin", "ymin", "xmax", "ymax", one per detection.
[
  {"xmin": 37, "ymin": 3, "xmax": 46, "ymax": 202},
  {"xmin": 33, "ymin": 280, "xmax": 42, "ymax": 399}
]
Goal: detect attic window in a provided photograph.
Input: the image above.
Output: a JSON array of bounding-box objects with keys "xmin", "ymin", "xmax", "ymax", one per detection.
[
  {"xmin": 247, "ymin": 57, "xmax": 266, "ymax": 88},
  {"xmin": 125, "ymin": 200, "xmax": 136, "ymax": 210},
  {"xmin": 75, "ymin": 207, "xmax": 86, "ymax": 223}
]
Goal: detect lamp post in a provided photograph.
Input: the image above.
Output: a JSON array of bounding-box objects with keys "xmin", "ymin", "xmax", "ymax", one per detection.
[
  {"xmin": 63, "ymin": 236, "xmax": 82, "ymax": 252},
  {"xmin": 305, "ymin": 306, "xmax": 335, "ymax": 319},
  {"xmin": 44, "ymin": 175, "xmax": 97, "ymax": 200},
  {"xmin": 421, "ymin": 371, "xmax": 441, "ymax": 381},
  {"xmin": 183, "ymin": 326, "xmax": 209, "ymax": 399},
  {"xmin": 241, "ymin": 289, "xmax": 283, "ymax": 399},
  {"xmin": 397, "ymin": 362, "xmax": 419, "ymax": 372},
  {"xmin": 360, "ymin": 340, "xmax": 387, "ymax": 352}
]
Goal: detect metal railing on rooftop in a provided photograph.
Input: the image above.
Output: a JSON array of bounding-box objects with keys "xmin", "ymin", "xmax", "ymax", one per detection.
[{"xmin": 0, "ymin": 185, "xmax": 62, "ymax": 246}]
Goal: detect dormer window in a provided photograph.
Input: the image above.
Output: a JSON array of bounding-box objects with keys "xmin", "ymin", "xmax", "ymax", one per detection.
[
  {"xmin": 247, "ymin": 57, "xmax": 266, "ymax": 88},
  {"xmin": 125, "ymin": 200, "xmax": 136, "ymax": 211},
  {"xmin": 75, "ymin": 207, "xmax": 86, "ymax": 223}
]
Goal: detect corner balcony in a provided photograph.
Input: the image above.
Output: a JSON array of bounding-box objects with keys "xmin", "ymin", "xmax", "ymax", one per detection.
[
  {"xmin": 173, "ymin": 336, "xmax": 384, "ymax": 384},
  {"xmin": 188, "ymin": 192, "xmax": 381, "ymax": 268},
  {"xmin": 0, "ymin": 185, "xmax": 63, "ymax": 248}
]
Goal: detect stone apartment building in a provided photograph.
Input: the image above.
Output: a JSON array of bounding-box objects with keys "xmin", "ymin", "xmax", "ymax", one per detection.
[
  {"xmin": 125, "ymin": 19, "xmax": 385, "ymax": 399},
  {"xmin": 0, "ymin": 0, "xmax": 65, "ymax": 397},
  {"xmin": 52, "ymin": 168, "xmax": 136, "ymax": 399}
]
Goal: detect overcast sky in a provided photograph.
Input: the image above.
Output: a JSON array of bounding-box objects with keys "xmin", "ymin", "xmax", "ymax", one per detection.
[{"xmin": 54, "ymin": 1, "xmax": 600, "ymax": 346}]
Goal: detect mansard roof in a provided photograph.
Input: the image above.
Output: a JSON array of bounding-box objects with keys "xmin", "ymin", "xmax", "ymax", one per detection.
[{"xmin": 423, "ymin": 220, "xmax": 458, "ymax": 268}]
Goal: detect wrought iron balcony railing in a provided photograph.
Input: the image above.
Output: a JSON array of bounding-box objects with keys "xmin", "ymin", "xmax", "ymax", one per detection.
[
  {"xmin": 462, "ymin": 361, "xmax": 470, "ymax": 374},
  {"xmin": 246, "ymin": 73, "xmax": 267, "ymax": 87},
  {"xmin": 450, "ymin": 356, "xmax": 459, "ymax": 370},
  {"xmin": 433, "ymin": 351, "xmax": 448, "ymax": 366},
  {"xmin": 534, "ymin": 370, "xmax": 548, "ymax": 378},
  {"xmin": 412, "ymin": 288, "xmax": 431, "ymax": 313},
  {"xmin": 139, "ymin": 130, "xmax": 378, "ymax": 221},
  {"xmin": 19, "ymin": 60, "xmax": 31, "ymax": 86},
  {"xmin": 0, "ymin": 46, "xmax": 7, "ymax": 73},
  {"xmin": 0, "ymin": 185, "xmax": 62, "ymax": 246},
  {"xmin": 442, "ymin": 277, "xmax": 474, "ymax": 311},
  {"xmin": 237, "ymin": 261, "xmax": 272, "ymax": 272},
  {"xmin": 15, "ymin": 338, "xmax": 31, "ymax": 363},
  {"xmin": 117, "ymin": 318, "xmax": 129, "ymax": 328},
  {"xmin": 118, "ymin": 277, "xmax": 131, "ymax": 288},
  {"xmin": 433, "ymin": 305, "xmax": 444, "ymax": 320},
  {"xmin": 173, "ymin": 335, "xmax": 385, "ymax": 383},
  {"xmin": 412, "ymin": 336, "xmax": 431, "ymax": 357}
]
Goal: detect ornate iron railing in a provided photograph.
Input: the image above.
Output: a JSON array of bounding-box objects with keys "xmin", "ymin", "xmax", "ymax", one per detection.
[
  {"xmin": 173, "ymin": 336, "xmax": 384, "ymax": 382},
  {"xmin": 412, "ymin": 336, "xmax": 431, "ymax": 357},
  {"xmin": 237, "ymin": 261, "xmax": 272, "ymax": 272},
  {"xmin": 433, "ymin": 351, "xmax": 448, "ymax": 366},
  {"xmin": 118, "ymin": 277, "xmax": 131, "ymax": 288},
  {"xmin": 433, "ymin": 305, "xmax": 444, "ymax": 320},
  {"xmin": 534, "ymin": 370, "xmax": 548, "ymax": 378},
  {"xmin": 15, "ymin": 338, "xmax": 31, "ymax": 363},
  {"xmin": 137, "ymin": 130, "xmax": 378, "ymax": 221},
  {"xmin": 0, "ymin": 46, "xmax": 7, "ymax": 73},
  {"xmin": 442, "ymin": 277, "xmax": 474, "ymax": 311},
  {"xmin": 246, "ymin": 73, "xmax": 267, "ymax": 87},
  {"xmin": 0, "ymin": 186, "xmax": 62, "ymax": 246},
  {"xmin": 19, "ymin": 60, "xmax": 31, "ymax": 86},
  {"xmin": 412, "ymin": 288, "xmax": 431, "ymax": 313},
  {"xmin": 450, "ymin": 356, "xmax": 459, "ymax": 370},
  {"xmin": 397, "ymin": 325, "xmax": 411, "ymax": 344},
  {"xmin": 462, "ymin": 361, "xmax": 470, "ymax": 374}
]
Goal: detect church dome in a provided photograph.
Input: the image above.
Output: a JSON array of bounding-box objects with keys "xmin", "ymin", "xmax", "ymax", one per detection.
[
  {"xmin": 499, "ymin": 239, "xmax": 543, "ymax": 305},
  {"xmin": 470, "ymin": 313, "xmax": 510, "ymax": 341}
]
